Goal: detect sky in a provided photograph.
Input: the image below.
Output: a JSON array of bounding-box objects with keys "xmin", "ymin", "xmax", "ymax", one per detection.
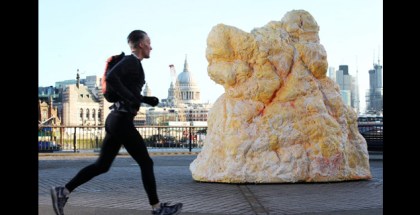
[{"xmin": 39, "ymin": 0, "xmax": 383, "ymax": 113}]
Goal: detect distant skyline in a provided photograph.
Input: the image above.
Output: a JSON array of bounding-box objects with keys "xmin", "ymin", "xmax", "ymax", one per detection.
[{"xmin": 39, "ymin": 0, "xmax": 383, "ymax": 112}]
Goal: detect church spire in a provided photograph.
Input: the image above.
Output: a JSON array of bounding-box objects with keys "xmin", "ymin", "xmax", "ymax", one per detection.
[
  {"xmin": 76, "ymin": 69, "xmax": 80, "ymax": 88},
  {"xmin": 183, "ymin": 54, "xmax": 189, "ymax": 73}
]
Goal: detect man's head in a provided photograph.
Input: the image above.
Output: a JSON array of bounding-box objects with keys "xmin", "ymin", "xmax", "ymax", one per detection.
[{"xmin": 127, "ymin": 30, "xmax": 152, "ymax": 59}]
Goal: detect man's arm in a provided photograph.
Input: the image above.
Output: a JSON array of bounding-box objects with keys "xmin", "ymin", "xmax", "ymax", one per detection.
[{"xmin": 142, "ymin": 96, "xmax": 159, "ymax": 106}]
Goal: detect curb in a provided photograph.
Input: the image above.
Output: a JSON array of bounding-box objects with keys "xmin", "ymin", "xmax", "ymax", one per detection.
[{"xmin": 39, "ymin": 151, "xmax": 382, "ymax": 160}]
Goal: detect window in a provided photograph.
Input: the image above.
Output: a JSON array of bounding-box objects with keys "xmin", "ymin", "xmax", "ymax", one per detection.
[
  {"xmin": 98, "ymin": 109, "xmax": 102, "ymax": 121},
  {"xmin": 42, "ymin": 110, "xmax": 47, "ymax": 119},
  {"xmin": 80, "ymin": 108, "xmax": 83, "ymax": 119}
]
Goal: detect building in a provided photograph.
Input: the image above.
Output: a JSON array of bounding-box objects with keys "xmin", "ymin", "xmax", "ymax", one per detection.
[
  {"xmin": 328, "ymin": 67, "xmax": 336, "ymax": 81},
  {"xmin": 61, "ymin": 72, "xmax": 102, "ymax": 126},
  {"xmin": 39, "ymin": 86, "xmax": 63, "ymax": 125},
  {"xmin": 339, "ymin": 65, "xmax": 349, "ymax": 75},
  {"xmin": 335, "ymin": 65, "xmax": 352, "ymax": 107},
  {"xmin": 340, "ymin": 90, "xmax": 351, "ymax": 107},
  {"xmin": 351, "ymin": 75, "xmax": 360, "ymax": 114},
  {"xmin": 39, "ymin": 56, "xmax": 213, "ymax": 126},
  {"xmin": 330, "ymin": 65, "xmax": 360, "ymax": 113},
  {"xmin": 148, "ymin": 56, "xmax": 212, "ymax": 125},
  {"xmin": 365, "ymin": 61, "xmax": 383, "ymax": 114},
  {"xmin": 162, "ymin": 57, "xmax": 201, "ymax": 106},
  {"xmin": 38, "ymin": 96, "xmax": 61, "ymax": 126}
]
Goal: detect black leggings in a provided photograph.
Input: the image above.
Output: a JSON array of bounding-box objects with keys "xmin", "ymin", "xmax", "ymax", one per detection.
[{"xmin": 65, "ymin": 111, "xmax": 159, "ymax": 205}]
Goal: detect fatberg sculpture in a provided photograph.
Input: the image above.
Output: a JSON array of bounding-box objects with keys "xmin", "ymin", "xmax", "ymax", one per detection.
[{"xmin": 189, "ymin": 10, "xmax": 372, "ymax": 183}]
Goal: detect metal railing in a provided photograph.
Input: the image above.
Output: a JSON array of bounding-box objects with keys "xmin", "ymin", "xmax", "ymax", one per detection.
[
  {"xmin": 38, "ymin": 124, "xmax": 383, "ymax": 153},
  {"xmin": 358, "ymin": 123, "xmax": 383, "ymax": 151},
  {"xmin": 38, "ymin": 125, "xmax": 207, "ymax": 153}
]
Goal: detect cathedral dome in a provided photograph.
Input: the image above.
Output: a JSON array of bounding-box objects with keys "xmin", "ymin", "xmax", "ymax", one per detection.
[
  {"xmin": 176, "ymin": 57, "xmax": 197, "ymax": 86},
  {"xmin": 167, "ymin": 55, "xmax": 201, "ymax": 105},
  {"xmin": 177, "ymin": 70, "xmax": 197, "ymax": 86}
]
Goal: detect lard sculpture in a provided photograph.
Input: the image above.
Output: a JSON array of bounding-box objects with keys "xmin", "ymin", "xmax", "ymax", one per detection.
[{"xmin": 190, "ymin": 10, "xmax": 371, "ymax": 183}]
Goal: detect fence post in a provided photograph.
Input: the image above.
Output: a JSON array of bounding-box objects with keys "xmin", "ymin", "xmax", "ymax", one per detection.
[
  {"xmin": 188, "ymin": 126, "xmax": 192, "ymax": 152},
  {"xmin": 73, "ymin": 127, "xmax": 77, "ymax": 153},
  {"xmin": 95, "ymin": 133, "xmax": 99, "ymax": 149},
  {"xmin": 60, "ymin": 127, "xmax": 64, "ymax": 146}
]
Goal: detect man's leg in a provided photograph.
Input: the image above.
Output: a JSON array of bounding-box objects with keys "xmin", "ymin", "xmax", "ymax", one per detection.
[{"xmin": 122, "ymin": 126, "xmax": 159, "ymax": 205}]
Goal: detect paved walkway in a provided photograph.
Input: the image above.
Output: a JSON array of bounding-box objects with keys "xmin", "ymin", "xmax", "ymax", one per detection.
[{"xmin": 39, "ymin": 152, "xmax": 383, "ymax": 215}]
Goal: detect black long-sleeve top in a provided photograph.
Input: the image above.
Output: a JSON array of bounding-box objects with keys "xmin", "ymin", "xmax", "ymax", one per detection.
[{"xmin": 106, "ymin": 54, "xmax": 145, "ymax": 115}]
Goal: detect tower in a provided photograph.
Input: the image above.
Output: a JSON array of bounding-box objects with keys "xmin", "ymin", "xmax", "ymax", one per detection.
[
  {"xmin": 169, "ymin": 64, "xmax": 185, "ymax": 121},
  {"xmin": 366, "ymin": 59, "xmax": 383, "ymax": 114}
]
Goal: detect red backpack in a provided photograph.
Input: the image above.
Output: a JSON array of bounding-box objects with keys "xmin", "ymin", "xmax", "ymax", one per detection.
[{"xmin": 101, "ymin": 52, "xmax": 125, "ymax": 102}]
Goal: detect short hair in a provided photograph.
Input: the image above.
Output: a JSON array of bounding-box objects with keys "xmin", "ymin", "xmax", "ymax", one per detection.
[{"xmin": 127, "ymin": 30, "xmax": 147, "ymax": 48}]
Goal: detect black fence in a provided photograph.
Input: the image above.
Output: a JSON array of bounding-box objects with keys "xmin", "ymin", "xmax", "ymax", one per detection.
[
  {"xmin": 358, "ymin": 124, "xmax": 383, "ymax": 151},
  {"xmin": 38, "ymin": 125, "xmax": 206, "ymax": 153},
  {"xmin": 38, "ymin": 124, "xmax": 383, "ymax": 153}
]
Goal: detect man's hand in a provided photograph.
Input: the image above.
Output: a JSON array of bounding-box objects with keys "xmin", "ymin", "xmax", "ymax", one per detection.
[{"xmin": 143, "ymin": 96, "xmax": 159, "ymax": 107}]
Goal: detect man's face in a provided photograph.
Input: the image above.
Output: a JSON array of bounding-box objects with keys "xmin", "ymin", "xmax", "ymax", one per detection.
[{"xmin": 140, "ymin": 35, "xmax": 152, "ymax": 59}]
